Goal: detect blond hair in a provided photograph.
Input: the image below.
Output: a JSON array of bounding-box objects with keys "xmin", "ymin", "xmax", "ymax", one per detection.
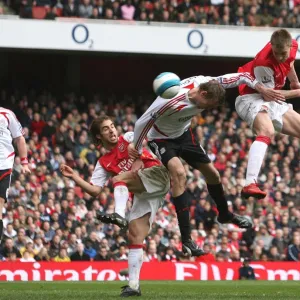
[{"xmin": 271, "ymin": 29, "xmax": 292, "ymax": 49}]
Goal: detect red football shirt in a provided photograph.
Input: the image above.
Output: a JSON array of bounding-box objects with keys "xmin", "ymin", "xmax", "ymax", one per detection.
[
  {"xmin": 238, "ymin": 39, "xmax": 298, "ymax": 95},
  {"xmin": 90, "ymin": 132, "xmax": 160, "ymax": 187}
]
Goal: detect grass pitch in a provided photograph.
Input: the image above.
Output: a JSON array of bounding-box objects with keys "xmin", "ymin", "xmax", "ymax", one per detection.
[{"xmin": 0, "ymin": 281, "xmax": 299, "ymax": 300}]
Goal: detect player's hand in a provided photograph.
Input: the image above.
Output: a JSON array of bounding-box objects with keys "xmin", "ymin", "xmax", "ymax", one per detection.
[
  {"xmin": 131, "ymin": 159, "xmax": 144, "ymax": 172},
  {"xmin": 260, "ymin": 87, "xmax": 285, "ymax": 104},
  {"xmin": 290, "ymin": 82, "xmax": 300, "ymax": 90},
  {"xmin": 21, "ymin": 164, "xmax": 31, "ymax": 175},
  {"xmin": 60, "ymin": 164, "xmax": 74, "ymax": 178},
  {"xmin": 128, "ymin": 143, "xmax": 140, "ymax": 159}
]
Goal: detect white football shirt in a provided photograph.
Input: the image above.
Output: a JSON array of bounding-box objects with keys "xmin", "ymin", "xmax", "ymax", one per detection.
[
  {"xmin": 0, "ymin": 107, "xmax": 24, "ymax": 170},
  {"xmin": 133, "ymin": 73, "xmax": 258, "ymax": 153}
]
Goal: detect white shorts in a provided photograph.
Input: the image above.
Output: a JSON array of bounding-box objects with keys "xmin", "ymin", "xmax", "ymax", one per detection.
[
  {"xmin": 128, "ymin": 165, "xmax": 170, "ymax": 230},
  {"xmin": 235, "ymin": 93, "xmax": 292, "ymax": 132}
]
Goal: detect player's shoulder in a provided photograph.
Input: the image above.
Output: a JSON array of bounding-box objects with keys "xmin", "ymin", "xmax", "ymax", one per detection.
[
  {"xmin": 180, "ymin": 76, "xmax": 201, "ymax": 88},
  {"xmin": 292, "ymin": 39, "xmax": 298, "ymax": 48},
  {"xmin": 0, "ymin": 107, "xmax": 19, "ymax": 121},
  {"xmin": 290, "ymin": 39, "xmax": 298, "ymax": 59},
  {"xmin": 0, "ymin": 107, "xmax": 14, "ymax": 116},
  {"xmin": 254, "ymin": 42, "xmax": 273, "ymax": 66},
  {"xmin": 98, "ymin": 153, "xmax": 110, "ymax": 166}
]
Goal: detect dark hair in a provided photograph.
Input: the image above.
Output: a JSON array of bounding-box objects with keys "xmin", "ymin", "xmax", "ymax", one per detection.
[
  {"xmin": 271, "ymin": 29, "xmax": 292, "ymax": 48},
  {"xmin": 200, "ymin": 79, "xmax": 226, "ymax": 105},
  {"xmin": 89, "ymin": 116, "xmax": 112, "ymax": 146}
]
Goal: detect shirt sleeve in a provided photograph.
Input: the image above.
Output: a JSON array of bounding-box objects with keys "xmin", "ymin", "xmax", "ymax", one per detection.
[
  {"xmin": 7, "ymin": 111, "xmax": 24, "ymax": 139},
  {"xmin": 123, "ymin": 132, "xmax": 134, "ymax": 143},
  {"xmin": 90, "ymin": 161, "xmax": 110, "ymax": 187},
  {"xmin": 253, "ymin": 66, "xmax": 275, "ymax": 88},
  {"xmin": 214, "ymin": 73, "xmax": 259, "ymax": 89}
]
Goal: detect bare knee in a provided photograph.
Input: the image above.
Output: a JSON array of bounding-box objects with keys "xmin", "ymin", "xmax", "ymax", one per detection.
[
  {"xmin": 128, "ymin": 225, "xmax": 145, "ymax": 245},
  {"xmin": 255, "ymin": 127, "xmax": 275, "ymax": 139},
  {"xmin": 170, "ymin": 168, "xmax": 187, "ymax": 186},
  {"xmin": 253, "ymin": 113, "xmax": 275, "ymax": 138},
  {"xmin": 112, "ymin": 172, "xmax": 135, "ymax": 185}
]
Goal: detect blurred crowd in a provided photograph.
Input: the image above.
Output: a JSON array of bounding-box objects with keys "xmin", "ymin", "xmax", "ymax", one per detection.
[
  {"xmin": 0, "ymin": 89, "xmax": 299, "ymax": 264},
  {"xmin": 0, "ymin": 0, "xmax": 299, "ymax": 27}
]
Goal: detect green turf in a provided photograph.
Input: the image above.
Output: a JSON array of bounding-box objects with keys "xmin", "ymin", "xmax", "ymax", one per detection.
[{"xmin": 0, "ymin": 281, "xmax": 299, "ymax": 300}]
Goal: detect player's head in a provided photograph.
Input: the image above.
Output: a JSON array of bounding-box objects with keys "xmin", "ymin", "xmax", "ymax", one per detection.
[
  {"xmin": 196, "ymin": 80, "xmax": 226, "ymax": 108},
  {"xmin": 270, "ymin": 29, "xmax": 292, "ymax": 63},
  {"xmin": 90, "ymin": 116, "xmax": 118, "ymax": 147}
]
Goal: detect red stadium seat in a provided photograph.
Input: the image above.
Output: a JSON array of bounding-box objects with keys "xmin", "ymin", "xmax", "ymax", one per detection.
[
  {"xmin": 190, "ymin": 205, "xmax": 196, "ymax": 219},
  {"xmin": 74, "ymin": 186, "xmax": 83, "ymax": 198},
  {"xmin": 32, "ymin": 7, "xmax": 47, "ymax": 20},
  {"xmin": 56, "ymin": 8, "xmax": 63, "ymax": 17}
]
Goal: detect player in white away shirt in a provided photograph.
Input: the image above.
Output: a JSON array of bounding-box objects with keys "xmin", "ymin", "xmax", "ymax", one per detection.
[
  {"xmin": 0, "ymin": 107, "xmax": 31, "ymax": 242},
  {"xmin": 128, "ymin": 73, "xmax": 283, "ymax": 255}
]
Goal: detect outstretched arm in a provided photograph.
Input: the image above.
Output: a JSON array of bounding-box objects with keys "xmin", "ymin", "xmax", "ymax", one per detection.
[
  {"xmin": 215, "ymin": 72, "xmax": 259, "ymax": 90},
  {"xmin": 215, "ymin": 72, "xmax": 285, "ymax": 103},
  {"xmin": 61, "ymin": 164, "xmax": 103, "ymax": 197}
]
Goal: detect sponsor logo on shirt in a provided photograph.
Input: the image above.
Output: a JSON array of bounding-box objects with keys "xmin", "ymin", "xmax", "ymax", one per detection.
[
  {"xmin": 167, "ymin": 104, "xmax": 188, "ymax": 116},
  {"xmin": 261, "ymin": 76, "xmax": 272, "ymax": 83},
  {"xmin": 178, "ymin": 115, "xmax": 194, "ymax": 122},
  {"xmin": 118, "ymin": 143, "xmax": 125, "ymax": 152},
  {"xmin": 151, "ymin": 111, "xmax": 159, "ymax": 120},
  {"xmin": 118, "ymin": 157, "xmax": 135, "ymax": 173}
]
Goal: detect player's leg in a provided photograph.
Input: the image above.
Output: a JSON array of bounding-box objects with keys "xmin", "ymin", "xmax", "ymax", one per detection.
[
  {"xmin": 149, "ymin": 142, "xmax": 189, "ymax": 238},
  {"xmin": 242, "ymin": 111, "xmax": 274, "ymax": 199},
  {"xmin": 281, "ymin": 109, "xmax": 300, "ymax": 138},
  {"xmin": 0, "ymin": 169, "xmax": 11, "ymax": 244},
  {"xmin": 235, "ymin": 95, "xmax": 273, "ymax": 199},
  {"xmin": 194, "ymin": 162, "xmax": 252, "ymax": 229},
  {"xmin": 120, "ymin": 213, "xmax": 150, "ymax": 297},
  {"xmin": 149, "ymin": 140, "xmax": 204, "ymax": 256},
  {"xmin": 97, "ymin": 171, "xmax": 146, "ymax": 228},
  {"xmin": 122, "ymin": 184, "xmax": 165, "ymax": 297},
  {"xmin": 0, "ymin": 197, "xmax": 4, "ymax": 243}
]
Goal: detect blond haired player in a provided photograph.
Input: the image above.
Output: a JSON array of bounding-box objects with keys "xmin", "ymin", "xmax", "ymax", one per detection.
[{"xmin": 237, "ymin": 29, "xmax": 300, "ymax": 199}]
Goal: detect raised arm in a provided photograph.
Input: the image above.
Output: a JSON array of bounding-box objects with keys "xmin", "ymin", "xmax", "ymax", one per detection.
[{"xmin": 61, "ymin": 162, "xmax": 108, "ymax": 197}]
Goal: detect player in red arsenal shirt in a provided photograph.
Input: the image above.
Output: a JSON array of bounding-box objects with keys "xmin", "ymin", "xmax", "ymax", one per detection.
[
  {"xmin": 61, "ymin": 116, "xmax": 173, "ymax": 296},
  {"xmin": 237, "ymin": 29, "xmax": 300, "ymax": 199}
]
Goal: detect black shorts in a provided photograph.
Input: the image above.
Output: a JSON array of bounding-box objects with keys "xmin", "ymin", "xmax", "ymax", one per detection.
[
  {"xmin": 148, "ymin": 128, "xmax": 211, "ymax": 168},
  {"xmin": 0, "ymin": 169, "xmax": 12, "ymax": 202}
]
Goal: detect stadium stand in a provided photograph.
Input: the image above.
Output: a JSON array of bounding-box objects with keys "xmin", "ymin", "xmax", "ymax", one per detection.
[
  {"xmin": 0, "ymin": 89, "xmax": 299, "ymax": 263},
  {"xmin": 0, "ymin": 0, "xmax": 298, "ymax": 27}
]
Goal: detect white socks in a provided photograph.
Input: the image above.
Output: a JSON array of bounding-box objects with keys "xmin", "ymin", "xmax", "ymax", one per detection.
[
  {"xmin": 128, "ymin": 247, "xmax": 143, "ymax": 290},
  {"xmin": 245, "ymin": 136, "xmax": 270, "ymax": 186},
  {"xmin": 114, "ymin": 183, "xmax": 129, "ymax": 218}
]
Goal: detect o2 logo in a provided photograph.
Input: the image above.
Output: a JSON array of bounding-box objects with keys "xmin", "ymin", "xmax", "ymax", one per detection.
[
  {"xmin": 72, "ymin": 24, "xmax": 94, "ymax": 49},
  {"xmin": 187, "ymin": 30, "xmax": 208, "ymax": 53}
]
